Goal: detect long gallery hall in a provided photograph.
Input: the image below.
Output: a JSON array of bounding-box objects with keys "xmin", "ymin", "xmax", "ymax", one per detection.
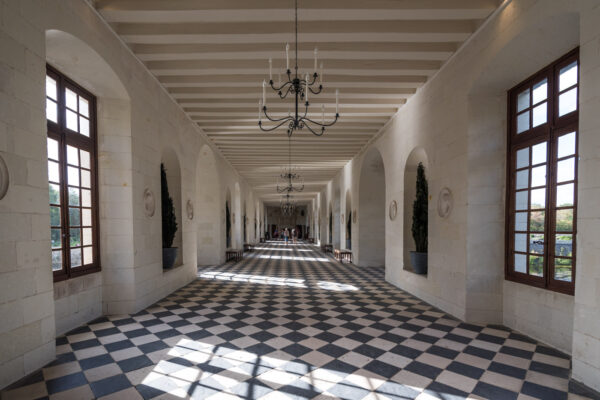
[{"xmin": 1, "ymin": 1, "xmax": 600, "ymax": 399}]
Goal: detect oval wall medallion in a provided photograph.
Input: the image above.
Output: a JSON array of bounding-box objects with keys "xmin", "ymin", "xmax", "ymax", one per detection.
[
  {"xmin": 341, "ymin": 213, "xmax": 345, "ymax": 223},
  {"xmin": 353, "ymin": 210, "xmax": 357, "ymax": 224},
  {"xmin": 143, "ymin": 188, "xmax": 155, "ymax": 217},
  {"xmin": 0, "ymin": 154, "xmax": 8, "ymax": 200},
  {"xmin": 437, "ymin": 187, "xmax": 453, "ymax": 218},
  {"xmin": 389, "ymin": 200, "xmax": 398, "ymax": 221},
  {"xmin": 232, "ymin": 212, "xmax": 236, "ymax": 224},
  {"xmin": 186, "ymin": 199, "xmax": 194, "ymax": 220}
]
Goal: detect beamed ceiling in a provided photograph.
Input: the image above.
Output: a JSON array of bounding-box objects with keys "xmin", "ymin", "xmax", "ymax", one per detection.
[{"xmin": 95, "ymin": 0, "xmax": 501, "ymax": 205}]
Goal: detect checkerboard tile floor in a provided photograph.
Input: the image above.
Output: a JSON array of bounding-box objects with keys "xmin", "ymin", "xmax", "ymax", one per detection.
[{"xmin": 2, "ymin": 241, "xmax": 598, "ymax": 399}]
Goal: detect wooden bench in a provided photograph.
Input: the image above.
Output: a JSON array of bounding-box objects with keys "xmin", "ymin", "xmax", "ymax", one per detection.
[
  {"xmin": 334, "ymin": 249, "xmax": 353, "ymax": 264},
  {"xmin": 307, "ymin": 238, "xmax": 315, "ymax": 244},
  {"xmin": 321, "ymin": 243, "xmax": 333, "ymax": 253},
  {"xmin": 226, "ymin": 249, "xmax": 243, "ymax": 262},
  {"xmin": 260, "ymin": 237, "xmax": 265, "ymax": 243},
  {"xmin": 243, "ymin": 243, "xmax": 253, "ymax": 252}
]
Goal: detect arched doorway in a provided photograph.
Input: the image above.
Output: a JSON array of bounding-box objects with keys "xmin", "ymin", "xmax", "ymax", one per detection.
[
  {"xmin": 358, "ymin": 147, "xmax": 386, "ymax": 267},
  {"xmin": 161, "ymin": 148, "xmax": 183, "ymax": 268}
]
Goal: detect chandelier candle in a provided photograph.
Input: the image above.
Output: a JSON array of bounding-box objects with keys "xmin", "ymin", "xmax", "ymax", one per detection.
[{"xmin": 258, "ymin": 0, "xmax": 340, "ymax": 137}]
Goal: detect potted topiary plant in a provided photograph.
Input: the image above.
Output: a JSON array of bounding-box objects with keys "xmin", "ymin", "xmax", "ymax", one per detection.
[
  {"xmin": 161, "ymin": 164, "xmax": 178, "ymax": 269},
  {"xmin": 410, "ymin": 162, "xmax": 428, "ymax": 274}
]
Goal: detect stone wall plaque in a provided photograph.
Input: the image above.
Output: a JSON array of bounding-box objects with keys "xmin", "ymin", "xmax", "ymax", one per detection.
[
  {"xmin": 186, "ymin": 199, "xmax": 194, "ymax": 220},
  {"xmin": 0, "ymin": 154, "xmax": 8, "ymax": 200},
  {"xmin": 143, "ymin": 188, "xmax": 155, "ymax": 217},
  {"xmin": 437, "ymin": 187, "xmax": 453, "ymax": 218},
  {"xmin": 389, "ymin": 200, "xmax": 397, "ymax": 221}
]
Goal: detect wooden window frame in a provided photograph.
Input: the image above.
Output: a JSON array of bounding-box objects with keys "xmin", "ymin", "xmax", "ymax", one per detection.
[
  {"xmin": 505, "ymin": 48, "xmax": 579, "ymax": 295},
  {"xmin": 47, "ymin": 64, "xmax": 100, "ymax": 282}
]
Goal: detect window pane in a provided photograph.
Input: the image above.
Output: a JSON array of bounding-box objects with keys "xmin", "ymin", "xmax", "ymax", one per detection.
[
  {"xmin": 556, "ymin": 183, "xmax": 574, "ymax": 207},
  {"xmin": 70, "ymin": 248, "xmax": 82, "ymax": 267},
  {"xmin": 70, "ymin": 228, "xmax": 81, "ymax": 247},
  {"xmin": 48, "ymin": 160, "xmax": 60, "ymax": 183},
  {"xmin": 49, "ymin": 183, "xmax": 60, "ymax": 204},
  {"xmin": 516, "ymin": 170, "xmax": 528, "ymax": 190},
  {"xmin": 79, "ymin": 116, "xmax": 89, "ymax": 137},
  {"xmin": 516, "ymin": 148, "xmax": 529, "ymax": 168},
  {"xmin": 517, "ymin": 111, "xmax": 529, "ymax": 133},
  {"xmin": 69, "ymin": 207, "xmax": 80, "ymax": 227},
  {"xmin": 529, "ymin": 255, "xmax": 543, "ymax": 276},
  {"xmin": 82, "ymin": 208, "xmax": 92, "ymax": 226},
  {"xmin": 558, "ymin": 132, "xmax": 576, "ymax": 158},
  {"xmin": 51, "ymin": 228, "xmax": 62, "ymax": 249},
  {"xmin": 66, "ymin": 109, "xmax": 78, "ymax": 131},
  {"xmin": 531, "ymin": 142, "xmax": 547, "ymax": 165},
  {"xmin": 516, "ymin": 191, "xmax": 528, "ymax": 211},
  {"xmin": 68, "ymin": 166, "xmax": 79, "ymax": 186},
  {"xmin": 559, "ymin": 87, "xmax": 577, "ymax": 116},
  {"xmin": 47, "ymin": 138, "xmax": 59, "ymax": 161},
  {"xmin": 555, "ymin": 234, "xmax": 572, "ymax": 257},
  {"xmin": 81, "ymin": 170, "xmax": 91, "ymax": 189},
  {"xmin": 517, "ymin": 88, "xmax": 530, "ymax": 112},
  {"xmin": 66, "ymin": 145, "xmax": 79, "ymax": 166},
  {"xmin": 83, "ymin": 247, "xmax": 94, "ymax": 265},
  {"xmin": 81, "ymin": 189, "xmax": 91, "ymax": 207},
  {"xmin": 557, "ymin": 157, "xmax": 575, "ymax": 183},
  {"xmin": 515, "ymin": 233, "xmax": 527, "ymax": 253},
  {"xmin": 80, "ymin": 150, "xmax": 90, "ymax": 169},
  {"xmin": 46, "ymin": 76, "xmax": 57, "ymax": 100},
  {"xmin": 529, "ymin": 234, "xmax": 544, "ymax": 254},
  {"xmin": 83, "ymin": 228, "xmax": 92, "ymax": 246},
  {"xmin": 554, "ymin": 258, "xmax": 572, "ymax": 282},
  {"xmin": 530, "ymin": 211, "xmax": 545, "ymax": 232},
  {"xmin": 46, "ymin": 99, "xmax": 57, "ymax": 123},
  {"xmin": 68, "ymin": 187, "xmax": 80, "ymax": 206},
  {"xmin": 79, "ymin": 97, "xmax": 89, "ymax": 117},
  {"xmin": 50, "ymin": 206, "xmax": 61, "ymax": 226},
  {"xmin": 515, "ymin": 212, "xmax": 527, "ymax": 231},
  {"xmin": 52, "ymin": 250, "xmax": 62, "ymax": 271},
  {"xmin": 532, "ymin": 103, "xmax": 547, "ymax": 127},
  {"xmin": 531, "ymin": 165, "xmax": 546, "ymax": 187},
  {"xmin": 556, "ymin": 209, "xmax": 573, "ymax": 232},
  {"xmin": 65, "ymin": 88, "xmax": 77, "ymax": 110},
  {"xmin": 514, "ymin": 253, "xmax": 526, "ymax": 273},
  {"xmin": 83, "ymin": 246, "xmax": 93, "ymax": 265},
  {"xmin": 532, "ymin": 79, "xmax": 547, "ymax": 104},
  {"xmin": 559, "ymin": 61, "xmax": 577, "ymax": 91},
  {"xmin": 530, "ymin": 188, "xmax": 546, "ymax": 209}
]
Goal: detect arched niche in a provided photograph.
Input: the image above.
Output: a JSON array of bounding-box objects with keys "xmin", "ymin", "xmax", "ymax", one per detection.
[
  {"xmin": 225, "ymin": 188, "xmax": 232, "ymax": 249},
  {"xmin": 358, "ymin": 147, "xmax": 386, "ymax": 267},
  {"xmin": 196, "ymin": 144, "xmax": 221, "ymax": 265},
  {"xmin": 233, "ymin": 183, "xmax": 241, "ymax": 248},
  {"xmin": 333, "ymin": 188, "xmax": 341, "ymax": 248},
  {"xmin": 345, "ymin": 190, "xmax": 352, "ymax": 250},
  {"xmin": 161, "ymin": 147, "xmax": 183, "ymax": 268},
  {"xmin": 45, "ymin": 29, "xmax": 134, "ymax": 321},
  {"xmin": 403, "ymin": 147, "xmax": 429, "ymax": 272}
]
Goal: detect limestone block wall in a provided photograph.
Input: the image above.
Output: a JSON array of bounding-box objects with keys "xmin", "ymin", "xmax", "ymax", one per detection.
[
  {"xmin": 320, "ymin": 0, "xmax": 600, "ymax": 391},
  {"xmin": 572, "ymin": 2, "xmax": 600, "ymax": 391},
  {"xmin": 0, "ymin": 0, "xmax": 258, "ymax": 390}
]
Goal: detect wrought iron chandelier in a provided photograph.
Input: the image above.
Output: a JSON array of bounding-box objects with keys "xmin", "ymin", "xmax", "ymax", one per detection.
[
  {"xmin": 280, "ymin": 193, "xmax": 296, "ymax": 216},
  {"xmin": 277, "ymin": 137, "xmax": 304, "ymax": 193},
  {"xmin": 258, "ymin": 0, "xmax": 340, "ymax": 137}
]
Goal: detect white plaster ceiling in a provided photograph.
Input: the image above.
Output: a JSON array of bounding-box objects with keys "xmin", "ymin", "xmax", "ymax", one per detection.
[{"xmin": 95, "ymin": 0, "xmax": 501, "ymax": 205}]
